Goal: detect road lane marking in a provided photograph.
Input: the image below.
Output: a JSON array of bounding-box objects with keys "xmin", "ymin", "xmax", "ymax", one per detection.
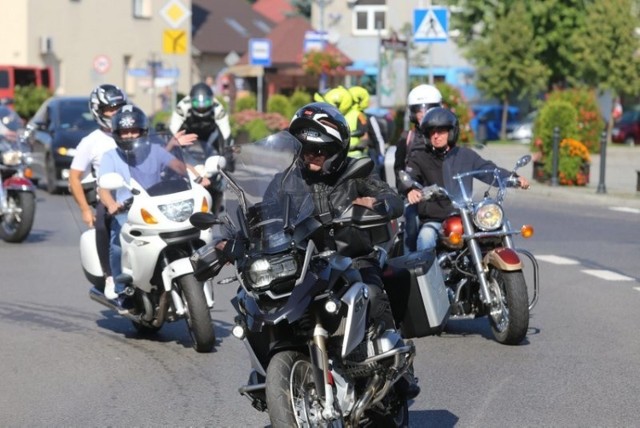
[
  {"xmin": 536, "ymin": 255, "xmax": 579, "ymax": 265},
  {"xmin": 634, "ymin": 287, "xmax": 640, "ymax": 292},
  {"xmin": 610, "ymin": 207, "xmax": 640, "ymax": 214},
  {"xmin": 581, "ymin": 270, "xmax": 635, "ymax": 281}
]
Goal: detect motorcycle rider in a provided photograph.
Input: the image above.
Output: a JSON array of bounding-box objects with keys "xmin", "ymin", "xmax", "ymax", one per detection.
[
  {"xmin": 99, "ymin": 104, "xmax": 205, "ymax": 307},
  {"xmin": 169, "ymin": 82, "xmax": 230, "ymax": 155},
  {"xmin": 393, "ymin": 84, "xmax": 443, "ymax": 253},
  {"xmin": 69, "ymin": 84, "xmax": 127, "ymax": 299},
  {"xmin": 170, "ymin": 82, "xmax": 231, "ymax": 213},
  {"xmin": 405, "ymin": 107, "xmax": 530, "ymax": 262},
  {"xmin": 242, "ymin": 102, "xmax": 419, "ymax": 399}
]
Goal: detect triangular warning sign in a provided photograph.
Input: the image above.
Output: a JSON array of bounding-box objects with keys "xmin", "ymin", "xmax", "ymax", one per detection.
[{"xmin": 415, "ymin": 9, "xmax": 447, "ymax": 40}]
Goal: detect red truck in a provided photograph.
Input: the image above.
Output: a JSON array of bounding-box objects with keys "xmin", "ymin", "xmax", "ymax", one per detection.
[{"xmin": 0, "ymin": 65, "xmax": 53, "ymax": 103}]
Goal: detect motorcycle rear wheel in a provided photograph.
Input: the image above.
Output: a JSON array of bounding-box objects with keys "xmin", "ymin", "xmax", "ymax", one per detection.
[
  {"xmin": 266, "ymin": 351, "xmax": 339, "ymax": 428},
  {"xmin": 0, "ymin": 191, "xmax": 35, "ymax": 243},
  {"xmin": 179, "ymin": 274, "xmax": 215, "ymax": 353},
  {"xmin": 487, "ymin": 268, "xmax": 529, "ymax": 345}
]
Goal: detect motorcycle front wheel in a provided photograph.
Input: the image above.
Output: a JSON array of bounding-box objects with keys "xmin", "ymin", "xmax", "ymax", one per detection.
[
  {"xmin": 0, "ymin": 191, "xmax": 35, "ymax": 243},
  {"xmin": 266, "ymin": 351, "xmax": 338, "ymax": 428},
  {"xmin": 179, "ymin": 274, "xmax": 215, "ymax": 353},
  {"xmin": 487, "ymin": 268, "xmax": 529, "ymax": 345}
]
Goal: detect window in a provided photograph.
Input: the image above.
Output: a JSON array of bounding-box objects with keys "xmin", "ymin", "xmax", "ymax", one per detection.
[
  {"xmin": 352, "ymin": 0, "xmax": 386, "ymax": 36},
  {"xmin": 133, "ymin": 0, "xmax": 152, "ymax": 19}
]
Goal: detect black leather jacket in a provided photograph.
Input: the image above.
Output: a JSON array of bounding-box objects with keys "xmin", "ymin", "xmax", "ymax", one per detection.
[{"xmin": 265, "ymin": 157, "xmax": 403, "ymax": 258}]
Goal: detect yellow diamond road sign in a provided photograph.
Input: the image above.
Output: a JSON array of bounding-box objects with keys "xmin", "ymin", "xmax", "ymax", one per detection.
[{"xmin": 160, "ymin": 0, "xmax": 190, "ymax": 29}]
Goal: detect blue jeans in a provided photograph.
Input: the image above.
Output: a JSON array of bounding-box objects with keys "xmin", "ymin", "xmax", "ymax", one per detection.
[
  {"xmin": 403, "ymin": 204, "xmax": 419, "ymax": 254},
  {"xmin": 109, "ymin": 213, "xmax": 127, "ymax": 294},
  {"xmin": 416, "ymin": 221, "xmax": 442, "ymax": 279},
  {"xmin": 416, "ymin": 221, "xmax": 442, "ymax": 253}
]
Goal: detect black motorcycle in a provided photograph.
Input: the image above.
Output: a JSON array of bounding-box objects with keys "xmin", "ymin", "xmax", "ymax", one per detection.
[{"xmin": 190, "ymin": 131, "xmax": 418, "ymax": 427}]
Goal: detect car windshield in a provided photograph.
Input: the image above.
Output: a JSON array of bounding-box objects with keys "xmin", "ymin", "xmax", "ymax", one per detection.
[
  {"xmin": 617, "ymin": 110, "xmax": 640, "ymax": 125},
  {"xmin": 58, "ymin": 100, "xmax": 98, "ymax": 131}
]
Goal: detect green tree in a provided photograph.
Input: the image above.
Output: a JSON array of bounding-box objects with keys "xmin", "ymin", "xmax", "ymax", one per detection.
[
  {"xmin": 448, "ymin": 0, "xmax": 587, "ymax": 89},
  {"xmin": 468, "ymin": 2, "xmax": 549, "ymax": 139},
  {"xmin": 569, "ymin": 0, "xmax": 640, "ymax": 132},
  {"xmin": 290, "ymin": 0, "xmax": 311, "ymax": 18}
]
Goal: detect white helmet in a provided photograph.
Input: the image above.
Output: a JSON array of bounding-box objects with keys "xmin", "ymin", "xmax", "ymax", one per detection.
[{"xmin": 407, "ymin": 84, "xmax": 443, "ymax": 124}]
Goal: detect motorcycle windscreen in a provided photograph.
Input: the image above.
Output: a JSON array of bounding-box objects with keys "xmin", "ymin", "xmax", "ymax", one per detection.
[
  {"xmin": 231, "ymin": 131, "xmax": 316, "ymax": 253},
  {"xmin": 122, "ymin": 134, "xmax": 193, "ymax": 196}
]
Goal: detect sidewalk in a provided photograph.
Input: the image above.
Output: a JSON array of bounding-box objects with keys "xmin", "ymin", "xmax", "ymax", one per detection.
[{"xmin": 474, "ymin": 142, "xmax": 640, "ymax": 209}]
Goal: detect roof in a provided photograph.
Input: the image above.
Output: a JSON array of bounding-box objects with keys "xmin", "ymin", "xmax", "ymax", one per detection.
[
  {"xmin": 238, "ymin": 16, "xmax": 352, "ymax": 67},
  {"xmin": 252, "ymin": 0, "xmax": 296, "ymax": 23},
  {"xmin": 192, "ymin": 0, "xmax": 275, "ymax": 55}
]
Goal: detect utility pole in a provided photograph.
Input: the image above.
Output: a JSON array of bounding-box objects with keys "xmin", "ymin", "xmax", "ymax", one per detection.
[{"xmin": 315, "ymin": 0, "xmax": 332, "ymax": 92}]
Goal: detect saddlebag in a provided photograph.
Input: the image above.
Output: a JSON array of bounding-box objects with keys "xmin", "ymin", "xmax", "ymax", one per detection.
[{"xmin": 384, "ymin": 254, "xmax": 450, "ymax": 338}]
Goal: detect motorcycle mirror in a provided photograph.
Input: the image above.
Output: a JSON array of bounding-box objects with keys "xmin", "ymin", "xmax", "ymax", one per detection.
[
  {"xmin": 189, "ymin": 211, "xmax": 221, "ymax": 230},
  {"xmin": 204, "ymin": 155, "xmax": 227, "ymax": 175},
  {"xmin": 98, "ymin": 172, "xmax": 127, "ymax": 190},
  {"xmin": 398, "ymin": 170, "xmax": 422, "ymax": 190},
  {"xmin": 515, "ymin": 154, "xmax": 532, "ymax": 169}
]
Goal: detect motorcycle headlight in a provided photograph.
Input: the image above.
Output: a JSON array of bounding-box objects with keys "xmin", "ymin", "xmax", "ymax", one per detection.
[
  {"xmin": 158, "ymin": 199, "xmax": 194, "ymax": 222},
  {"xmin": 1, "ymin": 150, "xmax": 22, "ymax": 166},
  {"xmin": 247, "ymin": 255, "xmax": 298, "ymax": 289},
  {"xmin": 473, "ymin": 201, "xmax": 503, "ymax": 231}
]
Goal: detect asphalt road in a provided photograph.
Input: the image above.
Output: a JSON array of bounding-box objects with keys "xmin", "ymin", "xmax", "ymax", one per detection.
[{"xmin": 0, "ymin": 173, "xmax": 639, "ymax": 426}]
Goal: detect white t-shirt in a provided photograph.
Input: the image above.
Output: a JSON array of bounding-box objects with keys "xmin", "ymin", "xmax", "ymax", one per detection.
[{"xmin": 70, "ymin": 129, "xmax": 117, "ymax": 180}]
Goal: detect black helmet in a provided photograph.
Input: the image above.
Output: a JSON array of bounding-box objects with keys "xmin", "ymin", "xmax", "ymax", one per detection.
[
  {"xmin": 111, "ymin": 104, "xmax": 149, "ymax": 157},
  {"xmin": 420, "ymin": 107, "xmax": 459, "ymax": 146},
  {"xmin": 189, "ymin": 83, "xmax": 214, "ymax": 117},
  {"xmin": 89, "ymin": 84, "xmax": 127, "ymax": 129},
  {"xmin": 289, "ymin": 102, "xmax": 351, "ymax": 176}
]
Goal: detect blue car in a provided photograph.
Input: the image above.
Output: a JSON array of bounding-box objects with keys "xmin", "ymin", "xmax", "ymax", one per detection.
[{"xmin": 470, "ymin": 104, "xmax": 520, "ymax": 142}]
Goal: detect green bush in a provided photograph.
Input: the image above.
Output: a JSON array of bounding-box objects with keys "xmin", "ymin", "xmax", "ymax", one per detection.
[
  {"xmin": 13, "ymin": 85, "xmax": 52, "ymax": 120},
  {"xmin": 545, "ymin": 88, "xmax": 604, "ymax": 153},
  {"xmin": 244, "ymin": 119, "xmax": 271, "ymax": 142},
  {"xmin": 151, "ymin": 110, "xmax": 172, "ymax": 130},
  {"xmin": 533, "ymin": 100, "xmax": 578, "ymax": 160},
  {"xmin": 266, "ymin": 94, "xmax": 292, "ymax": 118},
  {"xmin": 289, "ymin": 89, "xmax": 312, "ymax": 116},
  {"xmin": 236, "ymin": 93, "xmax": 257, "ymax": 112}
]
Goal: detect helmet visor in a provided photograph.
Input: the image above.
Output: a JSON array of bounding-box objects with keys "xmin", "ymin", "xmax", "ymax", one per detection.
[{"xmin": 409, "ymin": 103, "xmax": 439, "ymax": 115}]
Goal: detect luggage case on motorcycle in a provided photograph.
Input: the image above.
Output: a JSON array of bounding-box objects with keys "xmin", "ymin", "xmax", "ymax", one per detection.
[
  {"xmin": 401, "ymin": 261, "xmax": 450, "ymax": 338},
  {"xmin": 385, "ymin": 252, "xmax": 450, "ymax": 338}
]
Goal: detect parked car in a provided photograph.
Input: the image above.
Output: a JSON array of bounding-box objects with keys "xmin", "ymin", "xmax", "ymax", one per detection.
[
  {"xmin": 470, "ymin": 104, "xmax": 519, "ymax": 142},
  {"xmin": 25, "ymin": 96, "xmax": 97, "ymax": 193},
  {"xmin": 506, "ymin": 110, "xmax": 537, "ymax": 144},
  {"xmin": 611, "ymin": 110, "xmax": 640, "ymax": 146}
]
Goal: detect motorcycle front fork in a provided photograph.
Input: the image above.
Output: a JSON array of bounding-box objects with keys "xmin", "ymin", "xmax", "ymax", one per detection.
[{"xmin": 309, "ymin": 323, "xmax": 341, "ymax": 421}]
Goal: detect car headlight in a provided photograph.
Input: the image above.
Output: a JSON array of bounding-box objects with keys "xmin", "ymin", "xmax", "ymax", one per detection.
[
  {"xmin": 158, "ymin": 199, "xmax": 194, "ymax": 222},
  {"xmin": 247, "ymin": 255, "xmax": 298, "ymax": 289},
  {"xmin": 473, "ymin": 201, "xmax": 503, "ymax": 231},
  {"xmin": 56, "ymin": 147, "xmax": 77, "ymax": 157},
  {"xmin": 2, "ymin": 150, "xmax": 22, "ymax": 166}
]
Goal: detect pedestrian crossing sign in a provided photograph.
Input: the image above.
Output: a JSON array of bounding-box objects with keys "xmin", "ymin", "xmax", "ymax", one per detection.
[{"xmin": 414, "ymin": 7, "xmax": 448, "ymax": 43}]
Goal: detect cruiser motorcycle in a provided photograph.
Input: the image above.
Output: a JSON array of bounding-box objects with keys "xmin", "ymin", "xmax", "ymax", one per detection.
[
  {"xmin": 190, "ymin": 131, "xmax": 416, "ymax": 427},
  {"xmin": 81, "ymin": 137, "xmax": 218, "ymax": 352},
  {"xmin": 399, "ymin": 155, "xmax": 539, "ymax": 345},
  {"xmin": 0, "ymin": 106, "xmax": 36, "ymax": 243}
]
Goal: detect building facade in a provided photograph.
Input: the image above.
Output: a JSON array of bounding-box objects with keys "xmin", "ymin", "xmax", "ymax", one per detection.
[
  {"xmin": 310, "ymin": 0, "xmax": 477, "ymax": 105},
  {"xmin": 0, "ymin": 0, "xmax": 194, "ymax": 114}
]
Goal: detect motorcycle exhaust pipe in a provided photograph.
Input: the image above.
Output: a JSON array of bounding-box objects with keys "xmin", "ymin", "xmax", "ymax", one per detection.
[{"xmin": 89, "ymin": 288, "xmax": 142, "ymax": 323}]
